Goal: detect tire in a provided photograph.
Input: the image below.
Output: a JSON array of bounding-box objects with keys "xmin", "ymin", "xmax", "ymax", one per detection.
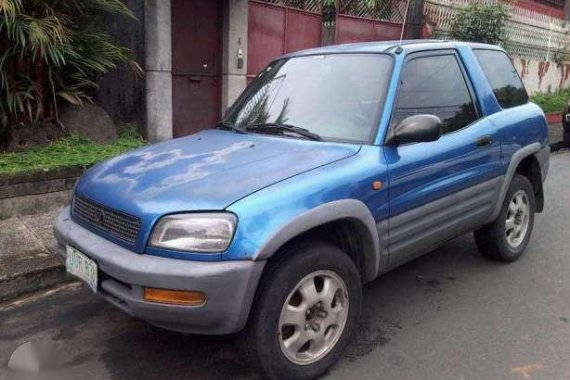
[
  {"xmin": 474, "ymin": 174, "xmax": 535, "ymax": 262},
  {"xmin": 240, "ymin": 241, "xmax": 362, "ymax": 380}
]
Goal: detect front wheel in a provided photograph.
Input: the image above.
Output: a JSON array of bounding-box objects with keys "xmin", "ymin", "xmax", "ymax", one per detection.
[
  {"xmin": 474, "ymin": 174, "xmax": 535, "ymax": 262},
  {"xmin": 241, "ymin": 241, "xmax": 362, "ymax": 380}
]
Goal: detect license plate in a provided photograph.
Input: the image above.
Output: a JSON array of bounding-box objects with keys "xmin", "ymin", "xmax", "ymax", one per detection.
[{"xmin": 66, "ymin": 246, "xmax": 98, "ymax": 293}]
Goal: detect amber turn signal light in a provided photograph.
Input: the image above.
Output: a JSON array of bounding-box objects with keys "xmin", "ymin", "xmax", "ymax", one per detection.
[
  {"xmin": 143, "ymin": 288, "xmax": 206, "ymax": 306},
  {"xmin": 372, "ymin": 180, "xmax": 383, "ymax": 191}
]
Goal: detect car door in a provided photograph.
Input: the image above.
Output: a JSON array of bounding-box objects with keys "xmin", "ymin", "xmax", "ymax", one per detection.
[{"xmin": 384, "ymin": 50, "xmax": 504, "ymax": 268}]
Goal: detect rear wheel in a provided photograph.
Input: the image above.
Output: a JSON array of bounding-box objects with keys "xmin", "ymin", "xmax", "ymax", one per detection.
[
  {"xmin": 241, "ymin": 241, "xmax": 361, "ymax": 380},
  {"xmin": 474, "ymin": 174, "xmax": 535, "ymax": 262}
]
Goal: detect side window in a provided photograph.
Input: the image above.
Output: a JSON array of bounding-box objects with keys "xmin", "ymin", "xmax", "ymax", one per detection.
[
  {"xmin": 392, "ymin": 54, "xmax": 478, "ymax": 135},
  {"xmin": 473, "ymin": 49, "xmax": 528, "ymax": 109}
]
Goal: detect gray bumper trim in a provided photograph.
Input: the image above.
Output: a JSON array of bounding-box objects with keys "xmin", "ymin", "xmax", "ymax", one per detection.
[{"xmin": 54, "ymin": 207, "xmax": 265, "ymax": 334}]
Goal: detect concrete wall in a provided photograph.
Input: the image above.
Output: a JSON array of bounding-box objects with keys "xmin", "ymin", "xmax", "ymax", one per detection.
[
  {"xmin": 513, "ymin": 56, "xmax": 570, "ymax": 94},
  {"xmin": 222, "ymin": 0, "xmax": 249, "ymax": 113},
  {"xmin": 145, "ymin": 0, "xmax": 173, "ymax": 142},
  {"xmin": 0, "ymin": 167, "xmax": 84, "ymax": 218}
]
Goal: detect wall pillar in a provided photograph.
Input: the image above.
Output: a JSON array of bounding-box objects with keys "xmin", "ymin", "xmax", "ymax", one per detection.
[
  {"xmin": 221, "ymin": 0, "xmax": 249, "ymax": 113},
  {"xmin": 145, "ymin": 0, "xmax": 173, "ymax": 142}
]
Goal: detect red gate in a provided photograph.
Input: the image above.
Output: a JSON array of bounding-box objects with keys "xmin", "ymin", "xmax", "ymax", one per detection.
[
  {"xmin": 247, "ymin": 0, "xmax": 323, "ymax": 82},
  {"xmin": 335, "ymin": 0, "xmax": 405, "ymax": 44},
  {"xmin": 336, "ymin": 15, "xmax": 403, "ymax": 43}
]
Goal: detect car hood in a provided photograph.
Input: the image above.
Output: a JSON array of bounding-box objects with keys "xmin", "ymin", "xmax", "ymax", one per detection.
[{"xmin": 75, "ymin": 129, "xmax": 359, "ymax": 217}]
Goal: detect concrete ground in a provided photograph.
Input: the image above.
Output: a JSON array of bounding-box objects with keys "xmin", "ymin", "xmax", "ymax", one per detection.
[
  {"xmin": 0, "ymin": 210, "xmax": 69, "ymax": 301},
  {"xmin": 1, "ymin": 151, "xmax": 570, "ymax": 380}
]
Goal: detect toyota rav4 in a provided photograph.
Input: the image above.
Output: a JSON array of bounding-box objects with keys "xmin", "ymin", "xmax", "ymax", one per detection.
[{"xmin": 54, "ymin": 41, "xmax": 549, "ymax": 380}]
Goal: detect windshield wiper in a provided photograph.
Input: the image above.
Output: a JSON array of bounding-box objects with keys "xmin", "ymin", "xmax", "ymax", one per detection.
[
  {"xmin": 217, "ymin": 120, "xmax": 247, "ymax": 134},
  {"xmin": 246, "ymin": 123, "xmax": 323, "ymax": 141}
]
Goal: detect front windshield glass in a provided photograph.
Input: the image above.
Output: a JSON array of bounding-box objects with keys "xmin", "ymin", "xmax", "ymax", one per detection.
[{"xmin": 222, "ymin": 54, "xmax": 393, "ymax": 143}]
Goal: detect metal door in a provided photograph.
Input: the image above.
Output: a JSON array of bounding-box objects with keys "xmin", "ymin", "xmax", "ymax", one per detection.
[
  {"xmin": 172, "ymin": 0, "xmax": 223, "ymax": 137},
  {"xmin": 247, "ymin": 1, "xmax": 322, "ymax": 82}
]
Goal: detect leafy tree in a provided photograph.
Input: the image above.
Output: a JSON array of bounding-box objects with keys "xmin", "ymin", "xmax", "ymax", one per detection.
[
  {"xmin": 0, "ymin": 0, "xmax": 142, "ymax": 132},
  {"xmin": 450, "ymin": 2, "xmax": 509, "ymax": 45}
]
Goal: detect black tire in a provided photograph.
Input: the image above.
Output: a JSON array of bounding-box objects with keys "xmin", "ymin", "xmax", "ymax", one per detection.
[
  {"xmin": 240, "ymin": 241, "xmax": 362, "ymax": 380},
  {"xmin": 474, "ymin": 174, "xmax": 535, "ymax": 262}
]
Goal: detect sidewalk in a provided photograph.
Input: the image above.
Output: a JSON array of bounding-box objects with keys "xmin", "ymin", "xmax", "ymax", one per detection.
[{"xmin": 0, "ymin": 209, "xmax": 71, "ymax": 302}]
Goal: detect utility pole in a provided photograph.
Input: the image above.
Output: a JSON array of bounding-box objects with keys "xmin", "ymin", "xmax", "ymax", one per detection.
[
  {"xmin": 405, "ymin": 0, "xmax": 425, "ymax": 39},
  {"xmin": 565, "ymin": 0, "xmax": 570, "ymax": 21}
]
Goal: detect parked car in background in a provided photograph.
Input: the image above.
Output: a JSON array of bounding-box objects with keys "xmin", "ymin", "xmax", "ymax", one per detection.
[{"xmin": 54, "ymin": 40, "xmax": 549, "ymax": 380}]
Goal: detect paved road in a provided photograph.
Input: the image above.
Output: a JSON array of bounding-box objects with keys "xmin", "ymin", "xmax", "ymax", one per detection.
[{"xmin": 2, "ymin": 152, "xmax": 570, "ymax": 380}]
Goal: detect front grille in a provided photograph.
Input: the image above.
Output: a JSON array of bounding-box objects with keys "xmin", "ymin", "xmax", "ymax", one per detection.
[{"xmin": 73, "ymin": 196, "xmax": 140, "ymax": 243}]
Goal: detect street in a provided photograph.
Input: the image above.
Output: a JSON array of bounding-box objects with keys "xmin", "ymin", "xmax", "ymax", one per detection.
[{"xmin": 1, "ymin": 151, "xmax": 570, "ymax": 380}]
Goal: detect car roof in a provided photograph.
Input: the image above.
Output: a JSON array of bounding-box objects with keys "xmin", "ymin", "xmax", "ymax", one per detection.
[{"xmin": 281, "ymin": 40, "xmax": 505, "ymax": 58}]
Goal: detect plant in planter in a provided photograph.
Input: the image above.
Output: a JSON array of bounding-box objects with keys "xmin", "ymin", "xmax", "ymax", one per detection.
[
  {"xmin": 0, "ymin": 0, "xmax": 142, "ymax": 148},
  {"xmin": 450, "ymin": 2, "xmax": 509, "ymax": 45}
]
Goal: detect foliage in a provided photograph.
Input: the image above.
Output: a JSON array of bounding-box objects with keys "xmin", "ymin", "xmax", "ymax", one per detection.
[
  {"xmin": 450, "ymin": 2, "xmax": 509, "ymax": 45},
  {"xmin": 0, "ymin": 131, "xmax": 145, "ymax": 176},
  {"xmin": 530, "ymin": 88, "xmax": 570, "ymax": 114},
  {"xmin": 0, "ymin": 0, "xmax": 142, "ymax": 133}
]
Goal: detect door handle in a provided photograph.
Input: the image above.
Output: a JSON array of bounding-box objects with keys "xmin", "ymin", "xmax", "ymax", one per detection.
[{"xmin": 476, "ymin": 135, "xmax": 493, "ymax": 147}]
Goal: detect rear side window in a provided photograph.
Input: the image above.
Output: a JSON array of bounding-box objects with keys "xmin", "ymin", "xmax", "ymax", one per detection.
[
  {"xmin": 474, "ymin": 49, "xmax": 528, "ymax": 109},
  {"xmin": 392, "ymin": 54, "xmax": 479, "ymax": 135}
]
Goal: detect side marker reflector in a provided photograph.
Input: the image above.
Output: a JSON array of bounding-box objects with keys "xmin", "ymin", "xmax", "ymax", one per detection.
[{"xmin": 372, "ymin": 181, "xmax": 383, "ymax": 191}]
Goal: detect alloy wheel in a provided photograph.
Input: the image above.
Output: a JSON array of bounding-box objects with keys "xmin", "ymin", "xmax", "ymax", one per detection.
[
  {"xmin": 505, "ymin": 190, "xmax": 530, "ymax": 248},
  {"xmin": 278, "ymin": 270, "xmax": 349, "ymax": 366}
]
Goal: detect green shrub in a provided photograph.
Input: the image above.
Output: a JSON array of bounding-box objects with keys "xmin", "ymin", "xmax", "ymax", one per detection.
[
  {"xmin": 0, "ymin": 132, "xmax": 145, "ymax": 176},
  {"xmin": 530, "ymin": 88, "xmax": 570, "ymax": 114},
  {"xmin": 0, "ymin": 0, "xmax": 142, "ymax": 134},
  {"xmin": 450, "ymin": 2, "xmax": 509, "ymax": 45}
]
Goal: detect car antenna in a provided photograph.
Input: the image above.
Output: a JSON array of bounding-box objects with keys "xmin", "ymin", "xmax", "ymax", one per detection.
[{"xmin": 397, "ymin": 0, "xmax": 412, "ymax": 52}]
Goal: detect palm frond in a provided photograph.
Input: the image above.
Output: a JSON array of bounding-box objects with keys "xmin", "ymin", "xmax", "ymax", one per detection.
[
  {"xmin": 0, "ymin": 0, "xmax": 141, "ymax": 127},
  {"xmin": 61, "ymin": 0, "xmax": 136, "ymax": 20},
  {"xmin": 0, "ymin": 0, "xmax": 22, "ymax": 21}
]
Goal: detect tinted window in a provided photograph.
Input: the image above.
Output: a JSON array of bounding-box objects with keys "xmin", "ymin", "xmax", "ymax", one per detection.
[
  {"xmin": 223, "ymin": 54, "xmax": 393, "ymax": 143},
  {"xmin": 474, "ymin": 49, "xmax": 528, "ymax": 108},
  {"xmin": 393, "ymin": 54, "xmax": 478, "ymax": 135}
]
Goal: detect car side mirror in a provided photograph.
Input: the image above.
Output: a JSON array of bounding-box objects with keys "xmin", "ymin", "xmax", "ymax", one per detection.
[{"xmin": 386, "ymin": 114, "xmax": 442, "ymax": 145}]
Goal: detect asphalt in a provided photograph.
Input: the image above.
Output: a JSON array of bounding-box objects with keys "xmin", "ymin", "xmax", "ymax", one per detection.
[{"xmin": 1, "ymin": 151, "xmax": 570, "ymax": 380}]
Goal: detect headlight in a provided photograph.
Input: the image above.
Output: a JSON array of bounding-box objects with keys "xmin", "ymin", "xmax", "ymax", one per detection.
[{"xmin": 149, "ymin": 213, "xmax": 237, "ymax": 253}]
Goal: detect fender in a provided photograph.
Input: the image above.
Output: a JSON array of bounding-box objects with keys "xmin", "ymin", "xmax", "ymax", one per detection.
[
  {"xmin": 254, "ymin": 199, "xmax": 383, "ymax": 283},
  {"xmin": 487, "ymin": 142, "xmax": 542, "ymax": 223}
]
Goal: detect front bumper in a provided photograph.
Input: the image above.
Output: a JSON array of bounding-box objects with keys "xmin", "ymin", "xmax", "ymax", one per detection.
[{"xmin": 53, "ymin": 207, "xmax": 265, "ymax": 334}]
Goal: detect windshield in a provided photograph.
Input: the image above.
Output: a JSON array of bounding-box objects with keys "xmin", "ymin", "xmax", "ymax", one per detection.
[{"xmin": 222, "ymin": 54, "xmax": 393, "ymax": 143}]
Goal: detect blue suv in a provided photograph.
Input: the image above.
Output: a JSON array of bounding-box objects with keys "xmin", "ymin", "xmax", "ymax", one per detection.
[{"xmin": 54, "ymin": 41, "xmax": 549, "ymax": 380}]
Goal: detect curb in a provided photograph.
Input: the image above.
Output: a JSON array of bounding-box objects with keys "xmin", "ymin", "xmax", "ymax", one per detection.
[{"xmin": 0, "ymin": 264, "xmax": 73, "ymax": 302}]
